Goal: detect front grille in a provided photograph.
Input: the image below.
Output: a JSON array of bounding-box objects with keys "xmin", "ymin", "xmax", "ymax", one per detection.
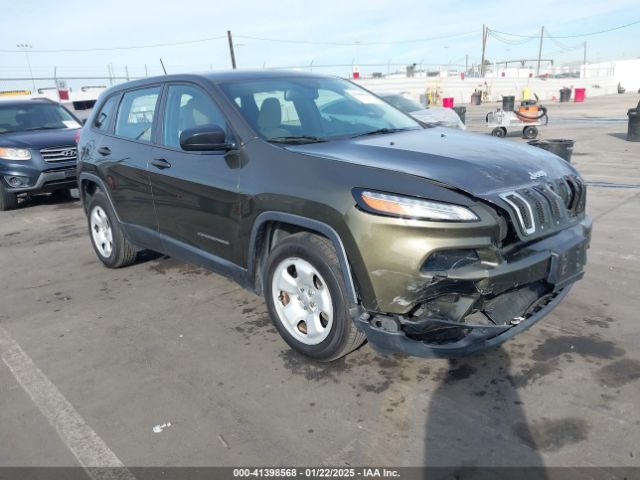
[
  {"xmin": 501, "ymin": 176, "xmax": 586, "ymax": 236},
  {"xmin": 40, "ymin": 145, "xmax": 77, "ymax": 163},
  {"xmin": 502, "ymin": 192, "xmax": 535, "ymax": 234}
]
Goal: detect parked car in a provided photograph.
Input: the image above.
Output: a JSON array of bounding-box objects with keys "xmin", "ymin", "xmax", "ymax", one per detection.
[
  {"xmin": 77, "ymin": 71, "xmax": 591, "ymax": 361},
  {"xmin": 0, "ymin": 98, "xmax": 82, "ymax": 210},
  {"xmin": 379, "ymin": 93, "xmax": 465, "ymax": 130}
]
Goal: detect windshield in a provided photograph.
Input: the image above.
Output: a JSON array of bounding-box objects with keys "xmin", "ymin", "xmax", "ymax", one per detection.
[
  {"xmin": 0, "ymin": 103, "xmax": 80, "ymax": 133},
  {"xmin": 381, "ymin": 94, "xmax": 424, "ymax": 113},
  {"xmin": 219, "ymin": 76, "xmax": 421, "ymax": 142}
]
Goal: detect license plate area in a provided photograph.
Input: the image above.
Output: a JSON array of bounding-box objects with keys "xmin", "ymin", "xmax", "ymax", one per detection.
[
  {"xmin": 64, "ymin": 169, "xmax": 76, "ymax": 178},
  {"xmin": 547, "ymin": 238, "xmax": 587, "ymax": 287}
]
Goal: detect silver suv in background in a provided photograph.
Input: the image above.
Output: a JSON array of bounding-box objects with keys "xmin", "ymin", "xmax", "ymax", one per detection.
[{"xmin": 379, "ymin": 93, "xmax": 465, "ymax": 130}]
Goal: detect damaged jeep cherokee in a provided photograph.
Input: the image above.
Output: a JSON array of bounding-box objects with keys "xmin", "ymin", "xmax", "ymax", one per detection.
[{"xmin": 77, "ymin": 71, "xmax": 591, "ymax": 361}]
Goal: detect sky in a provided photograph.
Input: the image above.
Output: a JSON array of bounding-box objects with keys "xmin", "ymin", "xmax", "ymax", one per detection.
[{"xmin": 0, "ymin": 0, "xmax": 639, "ymax": 88}]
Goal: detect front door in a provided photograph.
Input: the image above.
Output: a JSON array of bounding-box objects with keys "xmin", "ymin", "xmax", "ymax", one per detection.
[{"xmin": 149, "ymin": 83, "xmax": 241, "ymax": 263}]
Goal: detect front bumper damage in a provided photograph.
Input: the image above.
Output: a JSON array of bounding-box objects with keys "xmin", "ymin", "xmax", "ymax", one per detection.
[{"xmin": 356, "ymin": 218, "xmax": 591, "ymax": 358}]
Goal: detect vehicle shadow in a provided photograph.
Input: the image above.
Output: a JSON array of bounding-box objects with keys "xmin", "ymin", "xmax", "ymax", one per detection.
[
  {"xmin": 132, "ymin": 250, "xmax": 164, "ymax": 266},
  {"xmin": 16, "ymin": 192, "xmax": 79, "ymax": 210},
  {"xmin": 422, "ymin": 347, "xmax": 547, "ymax": 477}
]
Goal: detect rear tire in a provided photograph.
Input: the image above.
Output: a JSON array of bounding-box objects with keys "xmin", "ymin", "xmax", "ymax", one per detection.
[
  {"xmin": 87, "ymin": 190, "xmax": 137, "ymax": 268},
  {"xmin": 491, "ymin": 127, "xmax": 507, "ymax": 137},
  {"xmin": 264, "ymin": 232, "xmax": 366, "ymax": 362},
  {"xmin": 523, "ymin": 126, "xmax": 538, "ymax": 139},
  {"xmin": 0, "ymin": 183, "xmax": 18, "ymax": 211}
]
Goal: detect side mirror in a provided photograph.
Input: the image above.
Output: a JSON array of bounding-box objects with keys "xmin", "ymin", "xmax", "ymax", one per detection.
[
  {"xmin": 179, "ymin": 124, "xmax": 234, "ymax": 151},
  {"xmin": 81, "ymin": 118, "xmax": 87, "ymax": 125}
]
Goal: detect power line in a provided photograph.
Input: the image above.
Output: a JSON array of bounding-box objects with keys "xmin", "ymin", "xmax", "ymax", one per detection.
[
  {"xmin": 488, "ymin": 31, "xmax": 536, "ymax": 45},
  {"xmin": 489, "ymin": 19, "xmax": 640, "ymax": 39},
  {"xmin": 0, "ymin": 31, "xmax": 478, "ymax": 53},
  {"xmin": 234, "ymin": 31, "xmax": 477, "ymax": 46},
  {"xmin": 545, "ymin": 32, "xmax": 584, "ymax": 54},
  {"xmin": 0, "ymin": 36, "xmax": 227, "ymax": 53}
]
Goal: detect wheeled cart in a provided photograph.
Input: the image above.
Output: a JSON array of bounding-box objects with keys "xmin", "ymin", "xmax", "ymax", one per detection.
[
  {"xmin": 486, "ymin": 110, "xmax": 543, "ymax": 139},
  {"xmin": 486, "ymin": 97, "xmax": 548, "ymax": 139}
]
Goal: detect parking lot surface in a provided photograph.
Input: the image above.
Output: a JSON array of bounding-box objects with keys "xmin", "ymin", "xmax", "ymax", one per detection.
[{"xmin": 1, "ymin": 93, "xmax": 639, "ymax": 468}]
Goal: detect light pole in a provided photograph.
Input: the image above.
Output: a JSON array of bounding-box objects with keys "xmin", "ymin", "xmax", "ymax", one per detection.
[{"xmin": 17, "ymin": 43, "xmax": 36, "ymax": 93}]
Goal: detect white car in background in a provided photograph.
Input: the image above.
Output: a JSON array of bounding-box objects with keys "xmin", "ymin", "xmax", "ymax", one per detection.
[{"xmin": 379, "ymin": 93, "xmax": 465, "ymax": 130}]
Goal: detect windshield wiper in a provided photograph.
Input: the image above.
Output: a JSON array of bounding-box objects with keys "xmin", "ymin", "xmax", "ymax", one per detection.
[
  {"xmin": 268, "ymin": 135, "xmax": 327, "ymax": 144},
  {"xmin": 351, "ymin": 127, "xmax": 412, "ymax": 138}
]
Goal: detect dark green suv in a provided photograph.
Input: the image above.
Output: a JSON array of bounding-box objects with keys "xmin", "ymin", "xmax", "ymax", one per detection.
[{"xmin": 77, "ymin": 71, "xmax": 591, "ymax": 361}]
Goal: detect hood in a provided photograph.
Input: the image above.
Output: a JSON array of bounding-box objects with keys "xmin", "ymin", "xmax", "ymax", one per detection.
[
  {"xmin": 0, "ymin": 128, "xmax": 79, "ymax": 149},
  {"xmin": 287, "ymin": 128, "xmax": 578, "ymax": 198}
]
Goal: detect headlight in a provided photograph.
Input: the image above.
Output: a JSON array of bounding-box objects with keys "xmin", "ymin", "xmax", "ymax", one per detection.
[
  {"xmin": 355, "ymin": 190, "xmax": 478, "ymax": 222},
  {"xmin": 0, "ymin": 148, "xmax": 31, "ymax": 161}
]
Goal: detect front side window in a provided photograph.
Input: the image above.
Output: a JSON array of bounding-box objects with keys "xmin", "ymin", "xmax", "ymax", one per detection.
[
  {"xmin": 162, "ymin": 84, "xmax": 226, "ymax": 149},
  {"xmin": 219, "ymin": 76, "xmax": 420, "ymax": 142},
  {"xmin": 114, "ymin": 87, "xmax": 160, "ymax": 142},
  {"xmin": 93, "ymin": 95, "xmax": 118, "ymax": 131},
  {"xmin": 0, "ymin": 102, "xmax": 80, "ymax": 133}
]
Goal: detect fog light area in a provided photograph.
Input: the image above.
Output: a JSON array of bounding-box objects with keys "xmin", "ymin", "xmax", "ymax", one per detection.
[{"xmin": 4, "ymin": 175, "xmax": 30, "ymax": 188}]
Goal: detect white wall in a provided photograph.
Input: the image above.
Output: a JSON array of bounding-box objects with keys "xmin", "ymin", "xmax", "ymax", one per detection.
[
  {"xmin": 582, "ymin": 59, "xmax": 640, "ymax": 92},
  {"xmin": 357, "ymin": 75, "xmax": 619, "ymax": 105}
]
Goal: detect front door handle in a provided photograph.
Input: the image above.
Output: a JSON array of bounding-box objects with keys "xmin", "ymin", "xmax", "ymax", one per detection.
[
  {"xmin": 151, "ymin": 158, "xmax": 172, "ymax": 170},
  {"xmin": 97, "ymin": 147, "xmax": 111, "ymax": 156}
]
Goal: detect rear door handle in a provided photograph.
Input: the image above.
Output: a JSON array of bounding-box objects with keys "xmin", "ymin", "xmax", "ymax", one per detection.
[
  {"xmin": 151, "ymin": 158, "xmax": 171, "ymax": 170},
  {"xmin": 97, "ymin": 147, "xmax": 111, "ymax": 156}
]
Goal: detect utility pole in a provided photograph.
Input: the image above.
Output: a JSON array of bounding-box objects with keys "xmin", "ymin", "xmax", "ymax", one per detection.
[
  {"xmin": 125, "ymin": 65, "xmax": 130, "ymax": 81},
  {"xmin": 227, "ymin": 30, "xmax": 237, "ymax": 69},
  {"xmin": 480, "ymin": 25, "xmax": 488, "ymax": 77},
  {"xmin": 536, "ymin": 26, "xmax": 544, "ymax": 76},
  {"xmin": 583, "ymin": 41, "xmax": 587, "ymax": 66},
  {"xmin": 144, "ymin": 64, "xmax": 148, "ymax": 77},
  {"xmin": 465, "ymin": 54, "xmax": 468, "ymax": 74}
]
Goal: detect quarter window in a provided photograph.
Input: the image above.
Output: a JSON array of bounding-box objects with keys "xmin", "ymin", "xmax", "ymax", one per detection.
[
  {"xmin": 93, "ymin": 95, "xmax": 118, "ymax": 131},
  {"xmin": 162, "ymin": 84, "xmax": 226, "ymax": 149},
  {"xmin": 115, "ymin": 87, "xmax": 160, "ymax": 142}
]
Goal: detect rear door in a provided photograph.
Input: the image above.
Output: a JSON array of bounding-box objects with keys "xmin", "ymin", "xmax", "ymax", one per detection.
[
  {"xmin": 149, "ymin": 82, "xmax": 241, "ymax": 262},
  {"xmin": 97, "ymin": 86, "xmax": 161, "ymax": 243}
]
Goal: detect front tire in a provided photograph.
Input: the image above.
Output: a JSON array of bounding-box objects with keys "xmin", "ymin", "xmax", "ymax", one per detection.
[
  {"xmin": 264, "ymin": 232, "xmax": 366, "ymax": 361},
  {"xmin": 87, "ymin": 190, "xmax": 137, "ymax": 268},
  {"xmin": 0, "ymin": 183, "xmax": 18, "ymax": 211}
]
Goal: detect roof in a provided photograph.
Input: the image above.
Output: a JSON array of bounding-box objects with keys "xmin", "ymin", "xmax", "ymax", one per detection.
[
  {"xmin": 202, "ymin": 69, "xmax": 335, "ymax": 82},
  {"xmin": 102, "ymin": 69, "xmax": 339, "ymax": 93},
  {"xmin": 0, "ymin": 98, "xmax": 58, "ymax": 107}
]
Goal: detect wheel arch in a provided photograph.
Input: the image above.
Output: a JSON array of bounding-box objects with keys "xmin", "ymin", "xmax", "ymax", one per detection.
[
  {"xmin": 79, "ymin": 173, "xmax": 122, "ymax": 221},
  {"xmin": 247, "ymin": 212, "xmax": 358, "ymax": 305}
]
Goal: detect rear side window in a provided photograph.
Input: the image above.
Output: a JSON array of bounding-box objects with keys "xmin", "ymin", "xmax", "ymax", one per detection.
[
  {"xmin": 115, "ymin": 87, "xmax": 160, "ymax": 142},
  {"xmin": 93, "ymin": 95, "xmax": 118, "ymax": 131}
]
